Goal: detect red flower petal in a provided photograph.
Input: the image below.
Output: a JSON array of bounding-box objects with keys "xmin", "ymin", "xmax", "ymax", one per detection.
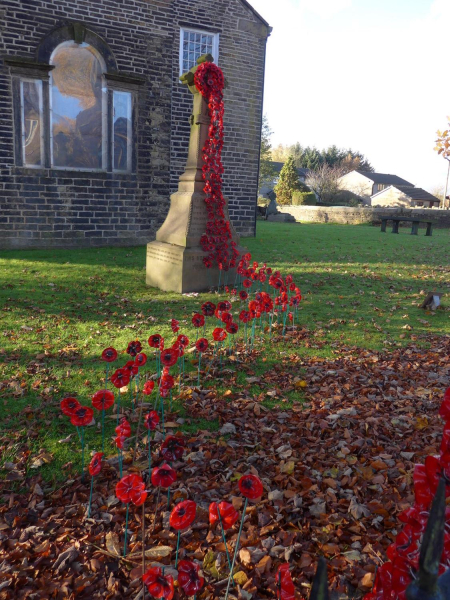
[
  {"xmin": 177, "ymin": 560, "xmax": 204, "ymax": 595},
  {"xmin": 60, "ymin": 397, "xmax": 80, "ymax": 416},
  {"xmin": 92, "ymin": 389, "xmax": 114, "ymax": 411},
  {"xmin": 88, "ymin": 452, "xmax": 104, "ymax": 476},
  {"xmin": 151, "ymin": 464, "xmax": 177, "ymax": 488},
  {"xmin": 238, "ymin": 474, "xmax": 263, "ymax": 501},
  {"xmin": 209, "ymin": 501, "xmax": 239, "ymax": 530},
  {"xmin": 169, "ymin": 500, "xmax": 196, "ymax": 530}
]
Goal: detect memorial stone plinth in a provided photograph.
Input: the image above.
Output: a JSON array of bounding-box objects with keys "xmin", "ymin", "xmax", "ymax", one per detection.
[{"xmin": 146, "ymin": 56, "xmax": 242, "ymax": 294}]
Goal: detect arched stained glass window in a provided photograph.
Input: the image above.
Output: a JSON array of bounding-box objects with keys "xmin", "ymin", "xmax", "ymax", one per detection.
[
  {"xmin": 50, "ymin": 41, "xmax": 107, "ymax": 170},
  {"xmin": 12, "ymin": 23, "xmax": 142, "ymax": 172}
]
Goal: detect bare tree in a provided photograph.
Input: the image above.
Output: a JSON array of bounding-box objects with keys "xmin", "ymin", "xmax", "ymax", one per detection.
[
  {"xmin": 434, "ymin": 119, "xmax": 450, "ymax": 209},
  {"xmin": 305, "ymin": 164, "xmax": 344, "ymax": 204}
]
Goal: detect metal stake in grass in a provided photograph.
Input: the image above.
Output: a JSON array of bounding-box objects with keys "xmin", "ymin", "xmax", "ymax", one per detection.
[
  {"xmin": 101, "ymin": 408, "xmax": 106, "ymax": 453},
  {"xmin": 175, "ymin": 529, "xmax": 181, "ymax": 569},
  {"xmin": 123, "ymin": 503, "xmax": 130, "ymax": 557},
  {"xmin": 80, "ymin": 426, "xmax": 86, "ymax": 482},
  {"xmin": 118, "ymin": 447, "xmax": 123, "ymax": 477},
  {"xmin": 224, "ymin": 497, "xmax": 248, "ymax": 599},
  {"xmin": 116, "ymin": 388, "xmax": 121, "ymax": 425},
  {"xmin": 147, "ymin": 428, "xmax": 152, "ymax": 474},
  {"xmin": 134, "ymin": 373, "xmax": 139, "ymax": 410},
  {"xmin": 160, "ymin": 393, "xmax": 165, "ymax": 438},
  {"xmin": 282, "ymin": 308, "xmax": 289, "ymax": 336},
  {"xmin": 142, "ymin": 502, "xmax": 146, "ymax": 599},
  {"xmin": 197, "ymin": 352, "xmax": 202, "ymax": 387},
  {"xmin": 217, "ymin": 503, "xmax": 234, "ymax": 584},
  {"xmin": 87, "ymin": 474, "xmax": 94, "ymax": 518}
]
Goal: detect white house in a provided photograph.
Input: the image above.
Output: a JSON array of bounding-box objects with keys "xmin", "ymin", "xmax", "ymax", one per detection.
[
  {"xmin": 371, "ymin": 186, "xmax": 441, "ymax": 208},
  {"xmin": 338, "ymin": 170, "xmax": 415, "ymax": 205}
]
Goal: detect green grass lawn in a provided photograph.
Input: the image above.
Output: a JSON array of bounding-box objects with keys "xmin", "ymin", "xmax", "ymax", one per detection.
[{"xmin": 1, "ymin": 222, "xmax": 449, "ymax": 484}]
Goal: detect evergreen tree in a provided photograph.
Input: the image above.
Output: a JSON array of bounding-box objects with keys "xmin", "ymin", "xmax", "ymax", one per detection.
[
  {"xmin": 270, "ymin": 142, "xmax": 375, "ymax": 173},
  {"xmin": 301, "ymin": 147, "xmax": 323, "ymax": 171},
  {"xmin": 274, "ymin": 155, "xmax": 301, "ymax": 205},
  {"xmin": 289, "ymin": 142, "xmax": 304, "ymax": 167},
  {"xmin": 321, "ymin": 145, "xmax": 345, "ymax": 167},
  {"xmin": 259, "ymin": 115, "xmax": 277, "ymax": 189}
]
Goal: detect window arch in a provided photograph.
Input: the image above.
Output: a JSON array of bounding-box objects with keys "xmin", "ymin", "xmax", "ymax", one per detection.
[
  {"xmin": 9, "ymin": 22, "xmax": 140, "ymax": 173},
  {"xmin": 50, "ymin": 41, "xmax": 107, "ymax": 170}
]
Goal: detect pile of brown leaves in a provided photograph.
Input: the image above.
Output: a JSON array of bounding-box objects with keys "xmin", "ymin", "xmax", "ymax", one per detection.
[{"xmin": 1, "ymin": 333, "xmax": 449, "ymax": 599}]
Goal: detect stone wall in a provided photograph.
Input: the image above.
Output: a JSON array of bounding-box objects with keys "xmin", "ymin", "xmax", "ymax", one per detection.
[
  {"xmin": 0, "ymin": 0, "xmax": 173, "ymax": 249},
  {"xmin": 277, "ymin": 206, "xmax": 450, "ymax": 228},
  {"xmin": 0, "ymin": 0, "xmax": 269, "ymax": 249},
  {"xmin": 170, "ymin": 0, "xmax": 270, "ymax": 238}
]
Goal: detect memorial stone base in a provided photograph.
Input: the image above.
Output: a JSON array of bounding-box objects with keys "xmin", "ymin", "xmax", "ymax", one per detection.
[
  {"xmin": 146, "ymin": 187, "xmax": 242, "ymax": 294},
  {"xmin": 146, "ymin": 242, "xmax": 223, "ymax": 294}
]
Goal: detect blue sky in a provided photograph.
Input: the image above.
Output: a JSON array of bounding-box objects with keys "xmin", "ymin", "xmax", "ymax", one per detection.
[{"xmin": 250, "ymin": 0, "xmax": 449, "ymax": 193}]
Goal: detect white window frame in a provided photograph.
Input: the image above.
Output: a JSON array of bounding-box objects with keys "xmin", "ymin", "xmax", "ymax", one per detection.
[
  {"xmin": 112, "ymin": 90, "xmax": 133, "ymax": 173},
  {"xmin": 20, "ymin": 78, "xmax": 44, "ymax": 168},
  {"xmin": 179, "ymin": 27, "xmax": 219, "ymax": 76}
]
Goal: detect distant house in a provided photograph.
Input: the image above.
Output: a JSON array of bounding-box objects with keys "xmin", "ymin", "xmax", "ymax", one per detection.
[
  {"xmin": 371, "ymin": 186, "xmax": 441, "ymax": 208},
  {"xmin": 338, "ymin": 170, "xmax": 415, "ymax": 204},
  {"xmin": 259, "ymin": 161, "xmax": 310, "ymax": 198}
]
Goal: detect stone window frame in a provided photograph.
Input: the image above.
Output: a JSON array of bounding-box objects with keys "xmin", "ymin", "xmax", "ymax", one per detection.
[
  {"xmin": 179, "ymin": 27, "xmax": 220, "ymax": 75},
  {"xmin": 5, "ymin": 22, "xmax": 145, "ymax": 174}
]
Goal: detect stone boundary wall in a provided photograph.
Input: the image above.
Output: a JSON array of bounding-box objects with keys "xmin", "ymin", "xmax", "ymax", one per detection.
[{"xmin": 277, "ymin": 206, "xmax": 450, "ymax": 228}]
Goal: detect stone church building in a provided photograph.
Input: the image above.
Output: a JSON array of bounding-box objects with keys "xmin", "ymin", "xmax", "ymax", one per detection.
[{"xmin": 0, "ymin": 0, "xmax": 270, "ymax": 249}]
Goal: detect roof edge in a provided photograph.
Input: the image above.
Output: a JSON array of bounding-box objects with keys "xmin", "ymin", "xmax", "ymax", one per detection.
[
  {"xmin": 239, "ymin": 0, "xmax": 271, "ymax": 28},
  {"xmin": 371, "ymin": 185, "xmax": 439, "ymax": 201},
  {"xmin": 370, "ymin": 185, "xmax": 395, "ymax": 199}
]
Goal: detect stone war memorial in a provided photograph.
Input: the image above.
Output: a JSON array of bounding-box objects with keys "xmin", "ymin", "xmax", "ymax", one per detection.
[{"xmin": 146, "ymin": 55, "xmax": 242, "ymax": 294}]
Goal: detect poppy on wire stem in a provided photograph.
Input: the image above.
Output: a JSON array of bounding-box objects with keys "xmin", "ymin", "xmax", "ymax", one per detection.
[
  {"xmin": 142, "ymin": 566, "xmax": 174, "ymax": 600},
  {"xmin": 92, "ymin": 389, "xmax": 114, "ymax": 453},
  {"xmin": 224, "ymin": 474, "xmax": 263, "ymax": 600},
  {"xmin": 61, "ymin": 397, "xmax": 82, "ymax": 442},
  {"xmin": 276, "ymin": 563, "xmax": 295, "ymax": 600},
  {"xmin": 70, "ymin": 406, "xmax": 94, "ymax": 480},
  {"xmin": 132, "ymin": 380, "xmax": 155, "ymax": 464},
  {"xmin": 196, "ymin": 338, "xmax": 208, "ymax": 387},
  {"xmin": 116, "ymin": 474, "xmax": 147, "ymax": 556},
  {"xmin": 177, "ymin": 560, "xmax": 204, "ymax": 597},
  {"xmin": 169, "ymin": 499, "xmax": 196, "ymax": 568},
  {"xmin": 101, "ymin": 347, "xmax": 117, "ymax": 393},
  {"xmin": 87, "ymin": 452, "xmax": 103, "ymax": 518},
  {"xmin": 144, "ymin": 410, "xmax": 159, "ymax": 475},
  {"xmin": 209, "ymin": 501, "xmax": 238, "ymax": 584}
]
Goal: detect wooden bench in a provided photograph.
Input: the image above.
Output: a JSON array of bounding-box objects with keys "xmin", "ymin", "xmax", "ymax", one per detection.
[{"xmin": 380, "ymin": 216, "xmax": 433, "ymax": 236}]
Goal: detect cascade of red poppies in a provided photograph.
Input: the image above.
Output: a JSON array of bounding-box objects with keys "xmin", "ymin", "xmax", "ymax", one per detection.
[
  {"xmin": 364, "ymin": 387, "xmax": 450, "ymax": 600},
  {"xmin": 194, "ymin": 61, "xmax": 239, "ymax": 272}
]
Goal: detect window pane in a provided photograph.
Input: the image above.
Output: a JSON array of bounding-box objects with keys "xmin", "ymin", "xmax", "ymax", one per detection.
[
  {"xmin": 21, "ymin": 80, "xmax": 43, "ymax": 167},
  {"xmin": 182, "ymin": 29, "xmax": 217, "ymax": 71},
  {"xmin": 50, "ymin": 42, "xmax": 106, "ymax": 169},
  {"xmin": 113, "ymin": 91, "xmax": 132, "ymax": 172}
]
